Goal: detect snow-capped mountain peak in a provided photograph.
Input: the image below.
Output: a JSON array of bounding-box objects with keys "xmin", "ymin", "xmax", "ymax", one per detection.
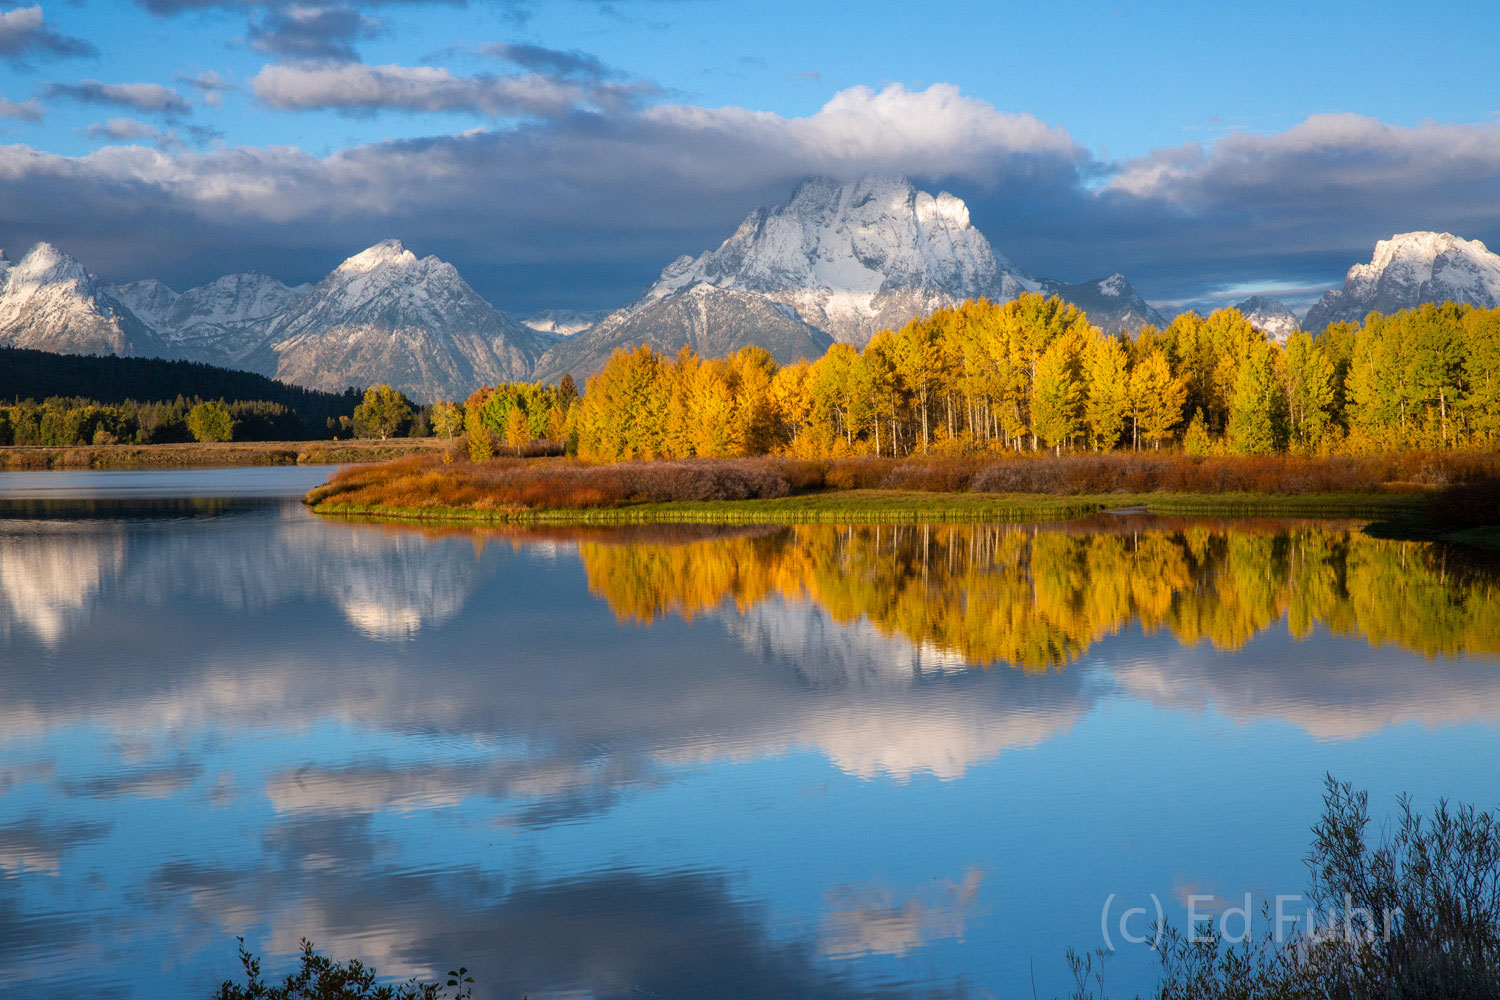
[
  {"xmin": 114, "ymin": 278, "xmax": 180, "ymax": 330},
  {"xmin": 1235, "ymin": 295, "xmax": 1300, "ymax": 343},
  {"xmin": 0, "ymin": 242, "xmax": 164, "ymax": 358},
  {"xmin": 1304, "ymin": 231, "xmax": 1500, "ymax": 330},
  {"xmin": 268, "ymin": 240, "xmax": 540, "ymax": 400},
  {"xmin": 1098, "ymin": 273, "xmax": 1129, "ymax": 298},
  {"xmin": 1037, "ymin": 273, "xmax": 1166, "ymax": 336},
  {"xmin": 636, "ymin": 173, "xmax": 1038, "ymax": 345},
  {"xmin": 337, "ymin": 238, "xmax": 418, "ymax": 274},
  {"xmin": 9, "ymin": 242, "xmax": 91, "ymax": 290}
]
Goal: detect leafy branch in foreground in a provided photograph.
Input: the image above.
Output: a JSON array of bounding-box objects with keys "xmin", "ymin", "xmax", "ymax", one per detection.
[
  {"xmin": 1065, "ymin": 775, "xmax": 1500, "ymax": 999},
  {"xmin": 213, "ymin": 938, "xmax": 477, "ymax": 1000}
]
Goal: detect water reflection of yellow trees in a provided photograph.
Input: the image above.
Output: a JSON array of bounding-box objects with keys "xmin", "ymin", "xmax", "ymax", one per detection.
[{"xmin": 570, "ymin": 521, "xmax": 1500, "ymax": 670}]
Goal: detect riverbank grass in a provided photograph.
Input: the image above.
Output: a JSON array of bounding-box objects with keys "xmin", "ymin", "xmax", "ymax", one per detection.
[{"xmin": 311, "ymin": 487, "xmax": 1418, "ymax": 526}]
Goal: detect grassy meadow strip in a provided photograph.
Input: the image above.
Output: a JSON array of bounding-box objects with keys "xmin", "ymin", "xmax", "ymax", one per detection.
[{"xmin": 301, "ymin": 450, "xmax": 1475, "ymax": 525}]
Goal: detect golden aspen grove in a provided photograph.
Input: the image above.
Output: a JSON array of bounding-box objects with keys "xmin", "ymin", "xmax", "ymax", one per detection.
[
  {"xmin": 455, "ymin": 295, "xmax": 1500, "ymax": 462},
  {"xmin": 561, "ymin": 520, "xmax": 1500, "ymax": 671}
]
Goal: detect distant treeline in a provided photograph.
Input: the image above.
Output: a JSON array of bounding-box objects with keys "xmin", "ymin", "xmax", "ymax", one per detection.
[{"xmin": 0, "ymin": 347, "xmax": 368, "ymax": 444}]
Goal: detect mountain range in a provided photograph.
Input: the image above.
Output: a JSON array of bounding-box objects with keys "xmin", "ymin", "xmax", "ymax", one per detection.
[{"xmin": 3, "ymin": 176, "xmax": 1500, "ymax": 401}]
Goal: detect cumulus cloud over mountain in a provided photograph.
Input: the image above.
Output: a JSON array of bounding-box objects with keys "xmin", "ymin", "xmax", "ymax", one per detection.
[{"xmin": 1, "ymin": 72, "xmax": 1498, "ymax": 314}]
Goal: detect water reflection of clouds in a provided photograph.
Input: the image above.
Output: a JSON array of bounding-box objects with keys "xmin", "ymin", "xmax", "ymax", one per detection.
[
  {"xmin": 820, "ymin": 867, "xmax": 987, "ymax": 959},
  {"xmin": 4, "ymin": 507, "xmax": 1500, "ymax": 998}
]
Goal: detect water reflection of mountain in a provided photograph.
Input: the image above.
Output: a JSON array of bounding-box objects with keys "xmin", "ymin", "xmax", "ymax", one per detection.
[
  {"xmin": 0, "ymin": 506, "xmax": 498, "ymax": 644},
  {"xmin": 6, "ymin": 511, "xmax": 1500, "ymax": 999}
]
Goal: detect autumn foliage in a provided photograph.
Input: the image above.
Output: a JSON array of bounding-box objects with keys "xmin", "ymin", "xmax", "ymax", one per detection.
[
  {"xmin": 306, "ymin": 447, "xmax": 1500, "ymax": 517},
  {"xmin": 550, "ymin": 295, "xmax": 1500, "ymax": 462}
]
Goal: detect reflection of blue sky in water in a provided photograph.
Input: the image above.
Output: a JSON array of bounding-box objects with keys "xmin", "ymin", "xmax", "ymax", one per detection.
[{"xmin": 1, "ymin": 477, "xmax": 1499, "ymax": 999}]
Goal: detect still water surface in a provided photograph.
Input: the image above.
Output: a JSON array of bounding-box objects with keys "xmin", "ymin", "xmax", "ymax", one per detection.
[{"xmin": 1, "ymin": 468, "xmax": 1498, "ymax": 999}]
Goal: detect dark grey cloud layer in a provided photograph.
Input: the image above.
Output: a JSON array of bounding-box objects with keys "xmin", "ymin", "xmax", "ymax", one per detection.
[
  {"xmin": 481, "ymin": 42, "xmax": 614, "ymax": 80},
  {"xmin": 0, "ymin": 78, "xmax": 1496, "ymax": 315},
  {"xmin": 45, "ymin": 80, "xmax": 192, "ymax": 116},
  {"xmin": 0, "ymin": 5, "xmax": 97, "ymax": 68},
  {"xmin": 246, "ymin": 5, "xmax": 385, "ymax": 60},
  {"xmin": 0, "ymin": 97, "xmax": 44, "ymax": 122}
]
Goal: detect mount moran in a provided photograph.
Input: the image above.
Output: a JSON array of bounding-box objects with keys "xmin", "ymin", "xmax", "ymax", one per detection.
[{"xmin": 3, "ymin": 176, "xmax": 1498, "ymax": 401}]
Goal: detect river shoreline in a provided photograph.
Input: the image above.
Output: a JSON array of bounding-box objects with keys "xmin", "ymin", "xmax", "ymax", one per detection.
[{"xmin": 0, "ymin": 438, "xmax": 449, "ymax": 470}]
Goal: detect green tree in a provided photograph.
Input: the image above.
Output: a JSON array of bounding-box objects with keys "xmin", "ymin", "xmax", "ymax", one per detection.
[
  {"xmin": 429, "ymin": 400, "xmax": 464, "ymax": 438},
  {"xmin": 1082, "ymin": 334, "xmax": 1130, "ymax": 450},
  {"xmin": 557, "ymin": 372, "xmax": 578, "ymax": 410},
  {"xmin": 186, "ymin": 401, "xmax": 235, "ymax": 443},
  {"xmin": 1226, "ymin": 341, "xmax": 1285, "ymax": 453},
  {"xmin": 1281, "ymin": 331, "xmax": 1337, "ymax": 451},
  {"xmin": 352, "ymin": 385, "xmax": 413, "ymax": 440},
  {"xmin": 1030, "ymin": 339, "xmax": 1082, "ymax": 453},
  {"xmin": 1182, "ymin": 408, "xmax": 1213, "ymax": 456}
]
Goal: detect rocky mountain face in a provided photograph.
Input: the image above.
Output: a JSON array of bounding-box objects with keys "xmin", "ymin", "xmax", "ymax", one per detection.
[
  {"xmin": 534, "ymin": 284, "xmax": 832, "ymax": 382},
  {"xmin": 537, "ymin": 175, "xmax": 1181, "ymax": 381},
  {"xmin": 647, "ymin": 175, "xmax": 1035, "ymax": 346},
  {"xmin": 3, "ymin": 180, "xmax": 1188, "ymax": 396},
  {"xmin": 1304, "ymin": 232, "xmax": 1500, "ymax": 331},
  {"xmin": 263, "ymin": 240, "xmax": 542, "ymax": 401},
  {"xmin": 117, "ymin": 272, "xmax": 311, "ymax": 366},
  {"xmin": 1234, "ymin": 295, "xmax": 1300, "ymax": 342},
  {"xmin": 0, "ymin": 243, "xmax": 167, "ymax": 359},
  {"xmin": 1039, "ymin": 273, "xmax": 1166, "ymax": 337},
  {"xmin": 538, "ymin": 175, "xmax": 1047, "ymax": 379}
]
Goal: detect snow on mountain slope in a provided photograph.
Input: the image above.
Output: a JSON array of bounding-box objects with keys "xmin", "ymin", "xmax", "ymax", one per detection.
[
  {"xmin": 114, "ymin": 279, "xmax": 180, "ymax": 332},
  {"xmin": 1235, "ymin": 295, "xmax": 1300, "ymax": 342},
  {"xmin": 1039, "ymin": 273, "xmax": 1166, "ymax": 336},
  {"xmin": 521, "ymin": 309, "xmax": 607, "ymax": 338},
  {"xmin": 0, "ymin": 243, "xmax": 167, "ymax": 359},
  {"xmin": 533, "ymin": 283, "xmax": 832, "ymax": 382},
  {"xmin": 1304, "ymin": 232, "xmax": 1500, "ymax": 331},
  {"xmin": 115, "ymin": 273, "xmax": 312, "ymax": 367},
  {"xmin": 638, "ymin": 175, "xmax": 1038, "ymax": 347},
  {"xmin": 266, "ymin": 239, "xmax": 542, "ymax": 401},
  {"xmin": 539, "ymin": 175, "xmax": 1040, "ymax": 379}
]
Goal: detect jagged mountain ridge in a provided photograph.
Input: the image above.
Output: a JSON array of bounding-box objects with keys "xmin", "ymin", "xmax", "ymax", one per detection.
[
  {"xmin": 1304, "ymin": 232, "xmax": 1500, "ymax": 331},
  {"xmin": 35, "ymin": 181, "xmax": 1446, "ymax": 398},
  {"xmin": 0, "ymin": 239, "xmax": 543, "ymax": 402},
  {"xmin": 551, "ymin": 175, "xmax": 1039, "ymax": 369},
  {"xmin": 1039, "ymin": 273, "xmax": 1167, "ymax": 337},
  {"xmin": 534, "ymin": 283, "xmax": 833, "ymax": 382},
  {"xmin": 1235, "ymin": 295, "xmax": 1300, "ymax": 342},
  {"xmin": 0, "ymin": 243, "xmax": 168, "ymax": 359},
  {"xmin": 654, "ymin": 175, "xmax": 1039, "ymax": 343},
  {"xmin": 117, "ymin": 272, "xmax": 312, "ymax": 365},
  {"xmin": 263, "ymin": 240, "xmax": 543, "ymax": 401}
]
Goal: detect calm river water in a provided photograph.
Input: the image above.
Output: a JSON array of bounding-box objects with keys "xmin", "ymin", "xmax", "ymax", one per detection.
[{"xmin": 1, "ymin": 467, "xmax": 1497, "ymax": 999}]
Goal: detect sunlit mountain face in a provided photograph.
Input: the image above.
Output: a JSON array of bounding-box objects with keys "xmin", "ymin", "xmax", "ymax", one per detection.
[{"xmin": 2, "ymin": 488, "xmax": 1499, "ymax": 999}]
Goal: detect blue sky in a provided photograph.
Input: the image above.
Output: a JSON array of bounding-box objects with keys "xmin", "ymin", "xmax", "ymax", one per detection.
[{"xmin": 2, "ymin": 0, "xmax": 1499, "ymax": 314}]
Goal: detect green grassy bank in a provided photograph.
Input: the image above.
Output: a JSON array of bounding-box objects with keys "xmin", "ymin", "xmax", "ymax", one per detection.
[{"xmin": 311, "ymin": 488, "xmax": 1418, "ymax": 527}]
